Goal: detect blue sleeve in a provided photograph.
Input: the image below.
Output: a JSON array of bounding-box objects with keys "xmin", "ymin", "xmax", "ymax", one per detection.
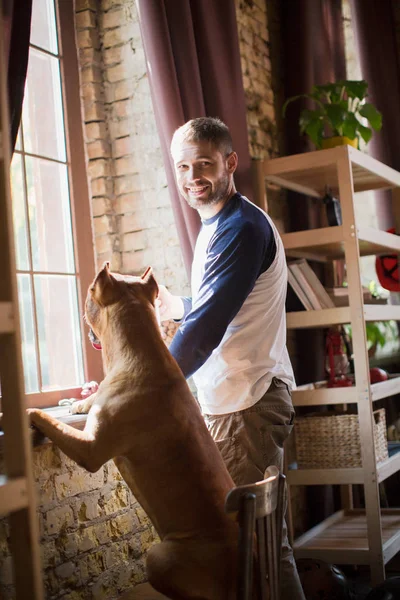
[{"xmin": 169, "ymin": 220, "xmax": 276, "ymax": 378}]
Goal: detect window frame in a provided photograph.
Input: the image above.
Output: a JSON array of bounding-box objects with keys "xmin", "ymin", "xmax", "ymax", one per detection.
[{"xmin": 17, "ymin": 0, "xmax": 103, "ymax": 408}]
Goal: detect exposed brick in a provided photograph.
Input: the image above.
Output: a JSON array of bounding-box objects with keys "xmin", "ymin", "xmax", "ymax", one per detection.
[
  {"xmin": 93, "ymin": 215, "xmax": 116, "ymax": 236},
  {"xmin": 91, "ymin": 177, "xmax": 108, "ymax": 196},
  {"xmin": 87, "ymin": 140, "xmax": 110, "ymax": 159},
  {"xmin": 85, "ymin": 121, "xmax": 107, "ymax": 141},
  {"xmin": 76, "ymin": 28, "xmax": 99, "ymax": 50},
  {"xmin": 75, "ymin": 0, "xmax": 97, "ymax": 10},
  {"xmin": 95, "ymin": 234, "xmax": 114, "ymax": 255},
  {"xmin": 79, "ymin": 47, "xmax": 102, "ymax": 68},
  {"xmin": 88, "ymin": 158, "xmax": 110, "ymax": 179},
  {"xmin": 102, "ymin": 25, "xmax": 132, "ymax": 48},
  {"xmin": 106, "ymin": 62, "xmax": 128, "ymax": 83},
  {"xmin": 92, "ymin": 196, "xmax": 110, "ymax": 217},
  {"xmin": 45, "ymin": 506, "xmax": 74, "ymax": 535},
  {"xmin": 75, "ymin": 9, "xmax": 96, "ymax": 29},
  {"xmin": 112, "ymin": 136, "xmax": 134, "ymax": 157},
  {"xmin": 81, "ymin": 82, "xmax": 103, "ymax": 103},
  {"xmin": 80, "ymin": 65, "xmax": 102, "ymax": 84},
  {"xmin": 54, "ymin": 467, "xmax": 104, "ymax": 500},
  {"xmin": 83, "ymin": 102, "xmax": 106, "ymax": 122},
  {"xmin": 101, "ymin": 8, "xmax": 126, "ymax": 30},
  {"xmin": 103, "ymin": 44, "xmax": 124, "ymax": 66},
  {"xmin": 108, "ymin": 117, "xmax": 133, "ymax": 140}
]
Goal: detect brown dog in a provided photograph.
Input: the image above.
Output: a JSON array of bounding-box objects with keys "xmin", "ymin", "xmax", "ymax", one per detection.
[{"xmin": 27, "ymin": 263, "xmax": 238, "ymax": 599}]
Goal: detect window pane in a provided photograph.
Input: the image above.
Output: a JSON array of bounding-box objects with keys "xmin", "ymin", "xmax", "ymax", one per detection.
[
  {"xmin": 22, "ymin": 48, "xmax": 66, "ymax": 161},
  {"xmin": 30, "ymin": 0, "xmax": 58, "ymax": 54},
  {"xmin": 26, "ymin": 157, "xmax": 75, "ymax": 273},
  {"xmin": 34, "ymin": 275, "xmax": 84, "ymax": 391},
  {"xmin": 10, "ymin": 154, "xmax": 30, "ymax": 270},
  {"xmin": 17, "ymin": 275, "xmax": 39, "ymax": 394}
]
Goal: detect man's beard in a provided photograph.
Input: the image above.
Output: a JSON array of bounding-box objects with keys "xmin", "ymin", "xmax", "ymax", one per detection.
[{"xmin": 184, "ymin": 173, "xmax": 230, "ymax": 210}]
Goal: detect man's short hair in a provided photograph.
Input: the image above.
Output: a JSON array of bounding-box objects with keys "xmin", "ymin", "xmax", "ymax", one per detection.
[{"xmin": 171, "ymin": 117, "xmax": 233, "ymax": 157}]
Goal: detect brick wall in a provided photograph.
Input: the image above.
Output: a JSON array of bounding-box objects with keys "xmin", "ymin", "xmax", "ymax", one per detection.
[{"xmin": 0, "ymin": 443, "xmax": 157, "ymax": 599}]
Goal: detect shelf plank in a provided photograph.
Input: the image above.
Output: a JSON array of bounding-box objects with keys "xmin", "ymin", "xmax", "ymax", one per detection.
[
  {"xmin": 292, "ymin": 376, "xmax": 400, "ymax": 406},
  {"xmin": 378, "ymin": 450, "xmax": 400, "ymax": 484},
  {"xmin": 292, "ymin": 384, "xmax": 357, "ymax": 406},
  {"xmin": 287, "ymin": 466, "xmax": 364, "ymax": 485},
  {"xmin": 287, "ymin": 448, "xmax": 399, "ymax": 486},
  {"xmin": 371, "ymin": 376, "xmax": 400, "ymax": 402},
  {"xmin": 287, "ymin": 307, "xmax": 350, "ymax": 328},
  {"xmin": 294, "ymin": 509, "xmax": 400, "ymax": 566},
  {"xmin": 283, "ymin": 226, "xmax": 400, "ymax": 260},
  {"xmin": 0, "ymin": 475, "xmax": 28, "ymax": 517},
  {"xmin": 287, "ymin": 305, "xmax": 400, "ymax": 329},
  {"xmin": 264, "ymin": 146, "xmax": 400, "ymax": 197},
  {"xmin": 0, "ymin": 302, "xmax": 14, "ymax": 334}
]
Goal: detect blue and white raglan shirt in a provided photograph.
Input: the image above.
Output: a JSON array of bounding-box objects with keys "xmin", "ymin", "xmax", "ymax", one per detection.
[{"xmin": 169, "ymin": 192, "xmax": 295, "ymax": 415}]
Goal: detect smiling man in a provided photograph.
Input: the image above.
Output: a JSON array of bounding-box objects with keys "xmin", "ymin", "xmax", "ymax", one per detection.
[{"xmin": 157, "ymin": 117, "xmax": 305, "ymax": 599}]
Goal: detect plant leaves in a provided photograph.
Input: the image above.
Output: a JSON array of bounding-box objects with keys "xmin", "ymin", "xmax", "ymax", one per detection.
[
  {"xmin": 343, "ymin": 80, "xmax": 368, "ymax": 100},
  {"xmin": 359, "ymin": 103, "xmax": 383, "ymax": 130},
  {"xmin": 299, "ymin": 109, "xmax": 324, "ymax": 147},
  {"xmin": 325, "ymin": 104, "xmax": 348, "ymax": 135},
  {"xmin": 358, "ymin": 124, "xmax": 372, "ymax": 143},
  {"xmin": 313, "ymin": 83, "xmax": 343, "ymax": 103},
  {"xmin": 342, "ymin": 113, "xmax": 359, "ymax": 140}
]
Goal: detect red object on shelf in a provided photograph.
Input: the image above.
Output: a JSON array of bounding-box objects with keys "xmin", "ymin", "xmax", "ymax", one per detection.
[
  {"xmin": 325, "ymin": 328, "xmax": 353, "ymax": 388},
  {"xmin": 375, "ymin": 228, "xmax": 400, "ymax": 292},
  {"xmin": 369, "ymin": 367, "xmax": 389, "ymax": 383}
]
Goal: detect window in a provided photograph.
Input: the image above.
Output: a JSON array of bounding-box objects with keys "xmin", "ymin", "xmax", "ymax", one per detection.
[{"xmin": 10, "ymin": 0, "xmax": 102, "ymax": 408}]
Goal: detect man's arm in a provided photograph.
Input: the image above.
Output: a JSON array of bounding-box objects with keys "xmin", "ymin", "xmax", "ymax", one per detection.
[{"xmin": 169, "ymin": 220, "xmax": 276, "ymax": 378}]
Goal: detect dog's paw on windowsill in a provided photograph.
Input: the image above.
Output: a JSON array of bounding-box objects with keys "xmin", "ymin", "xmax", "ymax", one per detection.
[{"xmin": 0, "ymin": 406, "xmax": 88, "ymax": 449}]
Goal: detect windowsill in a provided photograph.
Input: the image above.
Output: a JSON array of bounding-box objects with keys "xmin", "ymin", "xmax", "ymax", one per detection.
[{"xmin": 0, "ymin": 406, "xmax": 88, "ymax": 449}]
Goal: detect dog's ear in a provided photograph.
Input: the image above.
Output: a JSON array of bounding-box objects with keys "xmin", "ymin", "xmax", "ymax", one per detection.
[
  {"xmin": 141, "ymin": 266, "xmax": 159, "ymax": 304},
  {"xmin": 90, "ymin": 262, "xmax": 119, "ymax": 306}
]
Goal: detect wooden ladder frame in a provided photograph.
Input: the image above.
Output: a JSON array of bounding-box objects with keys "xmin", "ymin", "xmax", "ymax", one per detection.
[{"xmin": 0, "ymin": 2, "xmax": 44, "ymax": 597}]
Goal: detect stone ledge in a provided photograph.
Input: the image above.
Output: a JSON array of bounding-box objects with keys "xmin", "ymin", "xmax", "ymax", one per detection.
[{"xmin": 0, "ymin": 406, "xmax": 88, "ymax": 449}]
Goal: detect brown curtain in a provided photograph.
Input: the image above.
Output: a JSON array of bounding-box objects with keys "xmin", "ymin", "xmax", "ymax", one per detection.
[
  {"xmin": 2, "ymin": 0, "xmax": 32, "ymax": 152},
  {"xmin": 349, "ymin": 0, "xmax": 400, "ymax": 230},
  {"xmin": 279, "ymin": 0, "xmax": 347, "ymax": 526},
  {"xmin": 136, "ymin": 0, "xmax": 253, "ymax": 276}
]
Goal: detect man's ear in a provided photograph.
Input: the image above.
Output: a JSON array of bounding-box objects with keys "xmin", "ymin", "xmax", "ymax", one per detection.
[
  {"xmin": 90, "ymin": 262, "xmax": 119, "ymax": 306},
  {"xmin": 141, "ymin": 266, "xmax": 159, "ymax": 304},
  {"xmin": 226, "ymin": 151, "xmax": 238, "ymax": 175}
]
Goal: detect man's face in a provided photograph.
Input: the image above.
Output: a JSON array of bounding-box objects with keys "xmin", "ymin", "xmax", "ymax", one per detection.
[{"xmin": 172, "ymin": 139, "xmax": 237, "ymax": 215}]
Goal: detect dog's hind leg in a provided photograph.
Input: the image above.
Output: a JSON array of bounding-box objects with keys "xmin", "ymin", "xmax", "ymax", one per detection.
[
  {"xmin": 27, "ymin": 408, "xmax": 115, "ymax": 473},
  {"xmin": 146, "ymin": 539, "xmax": 236, "ymax": 600}
]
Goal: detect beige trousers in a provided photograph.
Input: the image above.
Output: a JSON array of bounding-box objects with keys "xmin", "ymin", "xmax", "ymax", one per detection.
[{"xmin": 203, "ymin": 378, "xmax": 306, "ymax": 600}]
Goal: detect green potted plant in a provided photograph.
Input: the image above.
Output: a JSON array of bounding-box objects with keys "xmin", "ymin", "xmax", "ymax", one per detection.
[{"xmin": 282, "ymin": 80, "xmax": 382, "ymax": 150}]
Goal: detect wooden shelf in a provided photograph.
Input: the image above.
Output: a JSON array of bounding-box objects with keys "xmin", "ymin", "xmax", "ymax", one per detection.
[
  {"xmin": 292, "ymin": 376, "xmax": 400, "ymax": 406},
  {"xmin": 264, "ymin": 145, "xmax": 400, "ymax": 198},
  {"xmin": 294, "ymin": 509, "xmax": 400, "ymax": 565},
  {"xmin": 0, "ymin": 475, "xmax": 28, "ymax": 517},
  {"xmin": 287, "ymin": 305, "xmax": 400, "ymax": 329},
  {"xmin": 282, "ymin": 226, "xmax": 400, "ymax": 262},
  {"xmin": 287, "ymin": 448, "xmax": 400, "ymax": 486},
  {"xmin": 0, "ymin": 302, "xmax": 14, "ymax": 334}
]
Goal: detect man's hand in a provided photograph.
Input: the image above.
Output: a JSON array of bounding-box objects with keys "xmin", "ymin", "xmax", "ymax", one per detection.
[{"xmin": 156, "ymin": 285, "xmax": 184, "ymax": 322}]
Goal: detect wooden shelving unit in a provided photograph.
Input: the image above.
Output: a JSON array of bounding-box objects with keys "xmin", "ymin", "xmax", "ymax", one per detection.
[
  {"xmin": 0, "ymin": 3, "xmax": 44, "ymax": 597},
  {"xmin": 263, "ymin": 145, "xmax": 400, "ymax": 586}
]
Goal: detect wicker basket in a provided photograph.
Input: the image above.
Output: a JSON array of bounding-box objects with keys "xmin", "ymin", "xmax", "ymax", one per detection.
[{"xmin": 295, "ymin": 408, "xmax": 388, "ymax": 469}]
